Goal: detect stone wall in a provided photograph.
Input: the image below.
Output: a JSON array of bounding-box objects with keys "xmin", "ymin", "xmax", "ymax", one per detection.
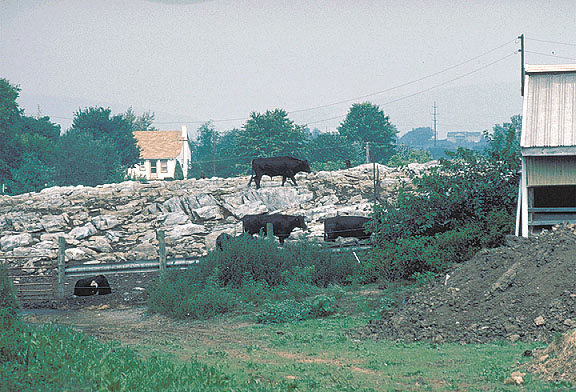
[{"xmin": 0, "ymin": 162, "xmax": 435, "ymax": 268}]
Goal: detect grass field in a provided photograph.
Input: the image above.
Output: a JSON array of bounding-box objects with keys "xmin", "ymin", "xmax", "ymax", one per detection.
[
  {"xmin": 6, "ymin": 282, "xmax": 574, "ymax": 391},
  {"xmin": 130, "ymin": 313, "xmax": 565, "ymax": 392}
]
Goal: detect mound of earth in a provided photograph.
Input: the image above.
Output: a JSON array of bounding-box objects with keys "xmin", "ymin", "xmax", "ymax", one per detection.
[
  {"xmin": 529, "ymin": 329, "xmax": 576, "ymax": 383},
  {"xmin": 358, "ymin": 226, "xmax": 576, "ymax": 344}
]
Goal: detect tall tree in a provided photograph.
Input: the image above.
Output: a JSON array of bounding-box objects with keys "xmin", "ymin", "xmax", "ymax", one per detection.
[
  {"xmin": 337, "ymin": 102, "xmax": 398, "ymax": 163},
  {"xmin": 191, "ymin": 122, "xmax": 218, "ymax": 178},
  {"xmin": 54, "ymin": 129, "xmax": 121, "ymax": 187},
  {"xmin": 0, "ymin": 79, "xmax": 24, "ymax": 185},
  {"xmin": 234, "ymin": 109, "xmax": 307, "ymax": 162},
  {"xmin": 307, "ymin": 133, "xmax": 362, "ymax": 166},
  {"xmin": 70, "ymin": 107, "xmax": 141, "ymax": 169}
]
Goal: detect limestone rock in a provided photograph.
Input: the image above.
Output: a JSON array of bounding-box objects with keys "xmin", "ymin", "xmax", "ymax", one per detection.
[
  {"xmin": 41, "ymin": 214, "xmax": 69, "ymax": 232},
  {"xmin": 92, "ymin": 215, "xmax": 121, "ymax": 230},
  {"xmin": 69, "ymin": 223, "xmax": 97, "ymax": 240},
  {"xmin": 1, "ymin": 233, "xmax": 34, "ymax": 251}
]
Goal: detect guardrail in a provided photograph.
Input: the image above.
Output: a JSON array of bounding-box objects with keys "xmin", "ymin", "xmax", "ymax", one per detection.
[{"xmin": 5, "ymin": 226, "xmax": 372, "ymax": 303}]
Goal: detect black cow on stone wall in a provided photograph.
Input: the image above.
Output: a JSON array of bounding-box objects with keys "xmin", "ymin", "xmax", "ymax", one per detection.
[
  {"xmin": 242, "ymin": 213, "xmax": 307, "ymax": 244},
  {"xmin": 248, "ymin": 156, "xmax": 311, "ymax": 189},
  {"xmin": 73, "ymin": 275, "xmax": 112, "ymax": 296},
  {"xmin": 324, "ymin": 216, "xmax": 371, "ymax": 242}
]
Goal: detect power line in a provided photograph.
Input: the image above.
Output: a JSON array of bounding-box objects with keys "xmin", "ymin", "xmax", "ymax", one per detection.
[
  {"xmin": 305, "ymin": 51, "xmax": 518, "ymax": 125},
  {"xmin": 287, "ymin": 38, "xmax": 517, "ymax": 114},
  {"xmin": 152, "ymin": 39, "xmax": 518, "ymax": 126},
  {"xmin": 526, "ymin": 37, "xmax": 576, "ymax": 48},
  {"xmin": 39, "ymin": 38, "xmax": 520, "ymax": 128},
  {"xmin": 525, "ymin": 50, "xmax": 576, "ymax": 61}
]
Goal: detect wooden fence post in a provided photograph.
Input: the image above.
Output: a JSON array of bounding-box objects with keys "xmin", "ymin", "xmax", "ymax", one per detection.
[
  {"xmin": 157, "ymin": 230, "xmax": 166, "ymax": 276},
  {"xmin": 57, "ymin": 236, "xmax": 66, "ymax": 300},
  {"xmin": 266, "ymin": 223, "xmax": 275, "ymax": 241}
]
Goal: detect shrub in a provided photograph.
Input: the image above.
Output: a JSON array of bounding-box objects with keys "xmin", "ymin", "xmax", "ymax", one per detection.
[
  {"xmin": 148, "ymin": 237, "xmax": 360, "ymax": 319},
  {"xmin": 256, "ymin": 295, "xmax": 337, "ymax": 324},
  {"xmin": 147, "ymin": 269, "xmax": 236, "ymax": 320},
  {"xmin": 362, "ymin": 224, "xmax": 484, "ymax": 281}
]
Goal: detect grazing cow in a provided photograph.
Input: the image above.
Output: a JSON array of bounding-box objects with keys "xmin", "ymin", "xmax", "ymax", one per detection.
[
  {"xmin": 324, "ymin": 216, "xmax": 371, "ymax": 242},
  {"xmin": 215, "ymin": 233, "xmax": 233, "ymax": 251},
  {"xmin": 242, "ymin": 213, "xmax": 307, "ymax": 244},
  {"xmin": 73, "ymin": 275, "xmax": 112, "ymax": 296},
  {"xmin": 215, "ymin": 233, "xmax": 255, "ymax": 251},
  {"xmin": 248, "ymin": 156, "xmax": 311, "ymax": 189}
]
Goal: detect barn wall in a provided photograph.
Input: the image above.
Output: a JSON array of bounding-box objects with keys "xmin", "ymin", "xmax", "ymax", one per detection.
[{"xmin": 526, "ymin": 156, "xmax": 576, "ymax": 186}]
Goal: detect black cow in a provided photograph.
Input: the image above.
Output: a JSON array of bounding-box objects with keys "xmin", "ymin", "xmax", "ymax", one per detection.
[
  {"xmin": 242, "ymin": 213, "xmax": 307, "ymax": 244},
  {"xmin": 73, "ymin": 275, "xmax": 112, "ymax": 296},
  {"xmin": 248, "ymin": 156, "xmax": 311, "ymax": 189},
  {"xmin": 324, "ymin": 216, "xmax": 371, "ymax": 242},
  {"xmin": 215, "ymin": 232, "xmax": 255, "ymax": 251}
]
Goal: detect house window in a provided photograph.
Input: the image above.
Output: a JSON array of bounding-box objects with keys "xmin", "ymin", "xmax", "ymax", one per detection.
[
  {"xmin": 139, "ymin": 160, "xmax": 146, "ymax": 171},
  {"xmin": 150, "ymin": 161, "xmax": 157, "ymax": 174},
  {"xmin": 160, "ymin": 160, "xmax": 168, "ymax": 173}
]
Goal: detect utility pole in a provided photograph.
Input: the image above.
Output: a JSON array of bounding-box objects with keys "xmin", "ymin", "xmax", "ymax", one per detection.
[
  {"xmin": 365, "ymin": 142, "xmax": 370, "ymax": 164},
  {"xmin": 433, "ymin": 102, "xmax": 438, "ymax": 146},
  {"xmin": 212, "ymin": 129, "xmax": 216, "ymax": 177},
  {"xmin": 519, "ymin": 34, "xmax": 525, "ymax": 96}
]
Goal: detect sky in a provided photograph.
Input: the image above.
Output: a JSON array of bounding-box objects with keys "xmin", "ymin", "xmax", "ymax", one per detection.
[{"xmin": 1, "ymin": 0, "xmax": 576, "ymax": 139}]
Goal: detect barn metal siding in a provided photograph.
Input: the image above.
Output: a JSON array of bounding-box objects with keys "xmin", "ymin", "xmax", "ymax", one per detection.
[
  {"xmin": 521, "ymin": 73, "xmax": 576, "ymax": 148},
  {"xmin": 526, "ymin": 156, "xmax": 576, "ymax": 186}
]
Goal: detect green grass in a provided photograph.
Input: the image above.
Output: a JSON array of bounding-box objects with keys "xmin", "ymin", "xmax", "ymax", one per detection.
[{"xmin": 145, "ymin": 314, "xmax": 568, "ymax": 392}]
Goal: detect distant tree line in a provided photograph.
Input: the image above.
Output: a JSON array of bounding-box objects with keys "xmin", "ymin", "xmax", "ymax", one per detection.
[
  {"xmin": 189, "ymin": 103, "xmax": 399, "ymax": 179},
  {"xmin": 2, "ymin": 76, "xmax": 485, "ymax": 194},
  {"xmin": 0, "ymin": 78, "xmax": 153, "ymax": 194}
]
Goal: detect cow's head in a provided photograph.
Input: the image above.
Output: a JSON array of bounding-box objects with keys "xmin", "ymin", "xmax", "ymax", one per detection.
[
  {"xmin": 300, "ymin": 160, "xmax": 311, "ymax": 173},
  {"xmin": 294, "ymin": 215, "xmax": 307, "ymax": 230}
]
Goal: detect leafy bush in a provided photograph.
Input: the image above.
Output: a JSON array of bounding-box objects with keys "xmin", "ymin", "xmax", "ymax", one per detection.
[
  {"xmin": 147, "ymin": 270, "xmax": 236, "ymax": 320},
  {"xmin": 257, "ymin": 295, "xmax": 337, "ymax": 324},
  {"xmin": 366, "ymin": 116, "xmax": 521, "ymax": 281},
  {"xmin": 148, "ymin": 238, "xmax": 358, "ymax": 319}
]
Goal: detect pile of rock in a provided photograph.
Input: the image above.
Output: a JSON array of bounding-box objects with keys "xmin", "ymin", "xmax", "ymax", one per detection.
[{"xmin": 0, "ymin": 163, "xmax": 434, "ymax": 270}]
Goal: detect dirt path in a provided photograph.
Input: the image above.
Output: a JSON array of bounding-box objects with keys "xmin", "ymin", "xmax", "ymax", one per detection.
[{"xmin": 23, "ymin": 306, "xmax": 257, "ymax": 347}]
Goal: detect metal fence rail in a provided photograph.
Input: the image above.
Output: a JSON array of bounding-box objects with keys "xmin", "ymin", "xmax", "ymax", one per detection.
[
  {"xmin": 3, "ymin": 228, "xmax": 372, "ymax": 304},
  {"xmin": 65, "ymin": 258, "xmax": 200, "ymax": 277}
]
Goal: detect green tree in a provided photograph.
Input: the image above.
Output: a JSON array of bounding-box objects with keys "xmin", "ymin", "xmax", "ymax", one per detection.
[
  {"xmin": 234, "ymin": 109, "xmax": 307, "ymax": 163},
  {"xmin": 191, "ymin": 122, "xmax": 218, "ymax": 178},
  {"xmin": 9, "ymin": 153, "xmax": 54, "ymax": 194},
  {"xmin": 0, "ymin": 79, "xmax": 24, "ymax": 185},
  {"xmin": 307, "ymin": 133, "xmax": 363, "ymax": 170},
  {"xmin": 387, "ymin": 145, "xmax": 433, "ymax": 167},
  {"xmin": 399, "ymin": 127, "xmax": 434, "ymax": 147},
  {"xmin": 70, "ymin": 107, "xmax": 141, "ymax": 168},
  {"xmin": 337, "ymin": 102, "xmax": 398, "ymax": 163},
  {"xmin": 54, "ymin": 129, "xmax": 121, "ymax": 187},
  {"xmin": 174, "ymin": 161, "xmax": 184, "ymax": 180},
  {"xmin": 122, "ymin": 107, "xmax": 157, "ymax": 131}
]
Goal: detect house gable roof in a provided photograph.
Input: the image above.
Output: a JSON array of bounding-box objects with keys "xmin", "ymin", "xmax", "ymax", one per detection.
[
  {"xmin": 134, "ymin": 131, "xmax": 184, "ymax": 159},
  {"xmin": 521, "ymin": 64, "xmax": 576, "ymax": 151}
]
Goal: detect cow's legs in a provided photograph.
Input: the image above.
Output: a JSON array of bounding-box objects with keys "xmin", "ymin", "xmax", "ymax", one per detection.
[
  {"xmin": 289, "ymin": 176, "xmax": 298, "ymax": 186},
  {"xmin": 254, "ymin": 174, "xmax": 262, "ymax": 189}
]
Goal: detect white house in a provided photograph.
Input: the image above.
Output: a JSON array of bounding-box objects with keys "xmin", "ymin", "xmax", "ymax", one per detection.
[
  {"xmin": 517, "ymin": 64, "xmax": 576, "ymax": 236},
  {"xmin": 128, "ymin": 126, "xmax": 191, "ymax": 180}
]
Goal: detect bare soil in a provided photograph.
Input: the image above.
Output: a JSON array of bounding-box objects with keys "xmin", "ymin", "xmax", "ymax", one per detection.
[{"xmin": 357, "ymin": 226, "xmax": 576, "ymax": 344}]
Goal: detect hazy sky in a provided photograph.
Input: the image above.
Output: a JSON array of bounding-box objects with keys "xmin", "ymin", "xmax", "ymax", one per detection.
[{"xmin": 2, "ymin": 0, "xmax": 576, "ymax": 138}]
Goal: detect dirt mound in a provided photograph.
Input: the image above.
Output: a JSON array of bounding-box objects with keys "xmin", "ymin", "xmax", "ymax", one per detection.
[
  {"xmin": 529, "ymin": 329, "xmax": 576, "ymax": 383},
  {"xmin": 358, "ymin": 226, "xmax": 576, "ymax": 344}
]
